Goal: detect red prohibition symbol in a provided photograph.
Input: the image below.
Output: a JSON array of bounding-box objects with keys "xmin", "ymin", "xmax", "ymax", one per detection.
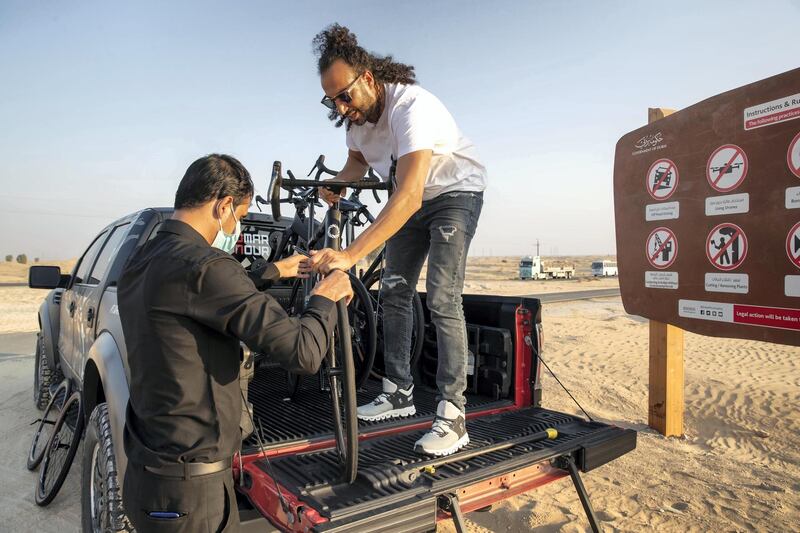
[
  {"xmin": 788, "ymin": 132, "xmax": 800, "ymax": 179},
  {"xmin": 646, "ymin": 227, "xmax": 678, "ymax": 269},
  {"xmin": 646, "ymin": 159, "xmax": 679, "ymax": 200},
  {"xmin": 706, "ymin": 223, "xmax": 748, "ymax": 271},
  {"xmin": 706, "ymin": 144, "xmax": 748, "ymax": 192},
  {"xmin": 787, "ymin": 221, "xmax": 800, "ymax": 269}
]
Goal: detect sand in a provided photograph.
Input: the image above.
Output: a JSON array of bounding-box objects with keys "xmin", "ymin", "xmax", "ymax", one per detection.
[{"xmin": 0, "ymin": 257, "xmax": 797, "ymax": 531}]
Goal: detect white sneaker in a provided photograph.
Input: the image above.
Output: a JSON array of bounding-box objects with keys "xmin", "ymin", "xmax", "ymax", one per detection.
[
  {"xmin": 414, "ymin": 400, "xmax": 469, "ymax": 456},
  {"xmin": 357, "ymin": 378, "xmax": 416, "ymax": 421}
]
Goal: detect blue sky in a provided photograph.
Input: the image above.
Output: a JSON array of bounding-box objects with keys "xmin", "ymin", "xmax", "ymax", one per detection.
[{"xmin": 1, "ymin": 0, "xmax": 798, "ymax": 259}]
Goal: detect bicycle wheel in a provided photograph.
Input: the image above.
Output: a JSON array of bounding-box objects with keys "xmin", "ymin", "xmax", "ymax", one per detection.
[
  {"xmin": 35, "ymin": 391, "xmax": 84, "ymax": 506},
  {"xmin": 347, "ymin": 273, "xmax": 376, "ymax": 389},
  {"xmin": 327, "ymin": 300, "xmax": 358, "ymax": 483},
  {"xmin": 286, "ymin": 274, "xmax": 376, "ymax": 393},
  {"xmin": 362, "ymin": 269, "xmax": 425, "ymax": 381},
  {"xmin": 27, "ymin": 379, "xmax": 71, "ymax": 471}
]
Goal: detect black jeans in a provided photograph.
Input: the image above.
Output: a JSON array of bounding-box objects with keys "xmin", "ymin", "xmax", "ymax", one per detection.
[
  {"xmin": 382, "ymin": 191, "xmax": 483, "ymax": 411},
  {"xmin": 122, "ymin": 462, "xmax": 238, "ymax": 533}
]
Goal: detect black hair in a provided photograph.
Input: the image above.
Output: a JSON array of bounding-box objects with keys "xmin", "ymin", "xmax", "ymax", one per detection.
[
  {"xmin": 173, "ymin": 154, "xmax": 254, "ymax": 210},
  {"xmin": 313, "ymin": 24, "xmax": 417, "ymax": 127}
]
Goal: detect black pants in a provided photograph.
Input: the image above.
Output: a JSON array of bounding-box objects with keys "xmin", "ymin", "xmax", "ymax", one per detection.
[{"xmin": 123, "ymin": 462, "xmax": 239, "ymax": 533}]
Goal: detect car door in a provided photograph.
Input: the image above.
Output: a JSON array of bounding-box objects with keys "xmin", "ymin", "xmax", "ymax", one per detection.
[
  {"xmin": 59, "ymin": 230, "xmax": 108, "ymax": 378},
  {"xmin": 72, "ymin": 224, "xmax": 130, "ymax": 380}
]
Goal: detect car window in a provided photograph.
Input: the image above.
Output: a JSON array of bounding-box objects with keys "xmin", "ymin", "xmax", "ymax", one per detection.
[
  {"xmin": 73, "ymin": 231, "xmax": 109, "ymax": 285},
  {"xmin": 87, "ymin": 223, "xmax": 130, "ymax": 285}
]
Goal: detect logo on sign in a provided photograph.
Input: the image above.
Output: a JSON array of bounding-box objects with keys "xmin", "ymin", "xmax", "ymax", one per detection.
[
  {"xmin": 787, "ymin": 221, "xmax": 800, "ymax": 270},
  {"xmin": 646, "ymin": 159, "xmax": 679, "ymax": 200},
  {"xmin": 788, "ymin": 132, "xmax": 800, "ymax": 179},
  {"xmin": 706, "ymin": 223, "xmax": 748, "ymax": 271},
  {"xmin": 634, "ymin": 132, "xmax": 664, "ymax": 150},
  {"xmin": 646, "ymin": 227, "xmax": 678, "ymax": 269},
  {"xmin": 706, "ymin": 144, "xmax": 748, "ymax": 192}
]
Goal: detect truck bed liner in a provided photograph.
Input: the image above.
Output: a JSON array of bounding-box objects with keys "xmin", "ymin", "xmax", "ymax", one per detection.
[
  {"xmin": 251, "ymin": 407, "xmax": 635, "ymax": 527},
  {"xmin": 244, "ymin": 368, "xmax": 511, "ymax": 451}
]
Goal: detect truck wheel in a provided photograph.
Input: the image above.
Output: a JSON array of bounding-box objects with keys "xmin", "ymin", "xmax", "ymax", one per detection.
[
  {"xmin": 81, "ymin": 403, "xmax": 133, "ymax": 532},
  {"xmin": 34, "ymin": 332, "xmax": 62, "ymax": 410}
]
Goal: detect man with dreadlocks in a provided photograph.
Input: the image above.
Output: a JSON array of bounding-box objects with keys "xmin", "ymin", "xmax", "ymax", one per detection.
[{"xmin": 303, "ymin": 24, "xmax": 488, "ymax": 457}]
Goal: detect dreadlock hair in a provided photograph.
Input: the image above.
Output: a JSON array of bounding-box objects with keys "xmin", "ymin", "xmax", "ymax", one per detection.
[{"xmin": 313, "ymin": 23, "xmax": 417, "ymax": 127}]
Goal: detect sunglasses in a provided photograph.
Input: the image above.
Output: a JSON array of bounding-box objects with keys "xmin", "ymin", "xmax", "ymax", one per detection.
[{"xmin": 320, "ymin": 73, "xmax": 363, "ymax": 110}]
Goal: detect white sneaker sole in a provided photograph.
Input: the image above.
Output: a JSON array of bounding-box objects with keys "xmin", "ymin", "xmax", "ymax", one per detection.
[
  {"xmin": 415, "ymin": 433, "xmax": 470, "ymax": 457},
  {"xmin": 357, "ymin": 405, "xmax": 417, "ymax": 422}
]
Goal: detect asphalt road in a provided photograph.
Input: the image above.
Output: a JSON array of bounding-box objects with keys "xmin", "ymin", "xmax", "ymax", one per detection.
[{"xmin": 528, "ymin": 288, "xmax": 621, "ymax": 303}]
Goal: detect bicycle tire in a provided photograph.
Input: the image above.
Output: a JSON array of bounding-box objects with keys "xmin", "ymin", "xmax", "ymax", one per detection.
[
  {"xmin": 286, "ymin": 274, "xmax": 376, "ymax": 392},
  {"xmin": 27, "ymin": 379, "xmax": 71, "ymax": 471},
  {"xmin": 347, "ymin": 273, "xmax": 376, "ymax": 389},
  {"xmin": 35, "ymin": 391, "xmax": 84, "ymax": 506},
  {"xmin": 362, "ymin": 269, "xmax": 425, "ymax": 380},
  {"xmin": 327, "ymin": 300, "xmax": 359, "ymax": 483}
]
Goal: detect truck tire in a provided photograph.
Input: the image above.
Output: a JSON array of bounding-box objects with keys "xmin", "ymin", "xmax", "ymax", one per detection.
[
  {"xmin": 81, "ymin": 403, "xmax": 134, "ymax": 532},
  {"xmin": 34, "ymin": 331, "xmax": 62, "ymax": 410}
]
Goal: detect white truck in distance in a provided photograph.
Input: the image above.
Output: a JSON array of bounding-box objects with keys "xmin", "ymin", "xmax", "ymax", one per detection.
[
  {"xmin": 591, "ymin": 260, "xmax": 618, "ymax": 277},
  {"xmin": 519, "ymin": 256, "xmax": 575, "ymax": 280}
]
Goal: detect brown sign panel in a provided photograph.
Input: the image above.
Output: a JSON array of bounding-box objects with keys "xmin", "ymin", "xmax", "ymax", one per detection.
[{"xmin": 614, "ymin": 68, "xmax": 800, "ymax": 347}]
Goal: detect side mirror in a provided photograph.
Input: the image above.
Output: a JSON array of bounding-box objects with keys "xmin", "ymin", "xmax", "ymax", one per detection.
[{"xmin": 29, "ymin": 266, "xmax": 68, "ymax": 289}]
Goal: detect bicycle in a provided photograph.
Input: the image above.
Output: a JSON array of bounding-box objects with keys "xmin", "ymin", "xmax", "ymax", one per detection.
[
  {"xmin": 255, "ymin": 161, "xmax": 378, "ymax": 393},
  {"xmin": 266, "ymin": 159, "xmax": 395, "ymax": 483},
  {"xmin": 287, "ymin": 156, "xmax": 426, "ymax": 380},
  {"xmin": 253, "ymin": 155, "xmax": 426, "ymax": 388}
]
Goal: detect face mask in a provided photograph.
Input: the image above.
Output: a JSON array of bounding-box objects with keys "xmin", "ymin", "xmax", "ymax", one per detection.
[{"xmin": 211, "ymin": 205, "xmax": 241, "ymax": 254}]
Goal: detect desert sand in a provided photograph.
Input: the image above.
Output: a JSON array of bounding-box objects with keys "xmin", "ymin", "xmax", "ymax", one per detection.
[{"xmin": 0, "ymin": 256, "xmax": 797, "ymax": 531}]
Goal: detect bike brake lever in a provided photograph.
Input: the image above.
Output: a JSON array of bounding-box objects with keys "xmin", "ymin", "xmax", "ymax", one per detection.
[{"xmin": 372, "ymin": 189, "xmax": 381, "ymax": 204}]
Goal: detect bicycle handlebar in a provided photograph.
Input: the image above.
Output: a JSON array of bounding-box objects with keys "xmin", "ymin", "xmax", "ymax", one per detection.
[{"xmin": 268, "ymin": 157, "xmax": 391, "ymax": 221}]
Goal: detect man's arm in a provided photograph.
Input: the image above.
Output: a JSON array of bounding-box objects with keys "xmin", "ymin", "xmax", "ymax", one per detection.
[
  {"xmin": 338, "ymin": 149, "xmax": 370, "ymax": 181},
  {"xmin": 246, "ymin": 259, "xmax": 280, "ymax": 290},
  {"xmin": 188, "ymin": 256, "xmax": 345, "ymax": 374},
  {"xmin": 319, "ymin": 150, "xmax": 370, "ymax": 204},
  {"xmin": 342, "ymin": 149, "xmax": 430, "ymax": 262}
]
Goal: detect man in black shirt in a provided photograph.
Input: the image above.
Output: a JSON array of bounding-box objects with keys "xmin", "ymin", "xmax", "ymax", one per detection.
[{"xmin": 118, "ymin": 154, "xmax": 352, "ymax": 532}]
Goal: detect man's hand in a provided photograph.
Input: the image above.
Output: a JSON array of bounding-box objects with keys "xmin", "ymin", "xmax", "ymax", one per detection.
[
  {"xmin": 301, "ymin": 248, "xmax": 355, "ymax": 275},
  {"xmin": 311, "ymin": 270, "xmax": 353, "ymax": 304},
  {"xmin": 273, "ymin": 254, "xmax": 311, "ymax": 279},
  {"xmin": 320, "ymin": 183, "xmax": 346, "ymax": 206}
]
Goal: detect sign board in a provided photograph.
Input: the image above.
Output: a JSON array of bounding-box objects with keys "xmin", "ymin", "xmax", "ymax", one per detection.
[{"xmin": 614, "ymin": 68, "xmax": 800, "ymax": 346}]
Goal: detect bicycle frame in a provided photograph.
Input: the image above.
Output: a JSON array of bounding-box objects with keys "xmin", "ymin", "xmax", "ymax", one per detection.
[{"xmin": 267, "ymin": 158, "xmax": 392, "ymax": 484}]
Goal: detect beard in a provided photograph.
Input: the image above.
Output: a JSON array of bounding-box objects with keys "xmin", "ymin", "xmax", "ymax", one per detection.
[{"xmin": 327, "ymin": 85, "xmax": 384, "ymax": 130}]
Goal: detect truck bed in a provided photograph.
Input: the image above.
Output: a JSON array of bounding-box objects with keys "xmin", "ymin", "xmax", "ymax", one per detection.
[{"xmin": 243, "ymin": 368, "xmax": 513, "ymax": 452}]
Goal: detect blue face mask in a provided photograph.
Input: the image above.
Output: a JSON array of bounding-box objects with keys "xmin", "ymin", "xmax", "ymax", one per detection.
[{"xmin": 211, "ymin": 206, "xmax": 241, "ymax": 254}]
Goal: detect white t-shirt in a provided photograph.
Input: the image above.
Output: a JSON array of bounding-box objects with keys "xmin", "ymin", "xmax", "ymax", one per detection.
[{"xmin": 345, "ymin": 83, "xmax": 487, "ymax": 201}]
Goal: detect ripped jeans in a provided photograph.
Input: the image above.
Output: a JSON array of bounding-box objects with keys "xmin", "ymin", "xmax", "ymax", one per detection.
[{"xmin": 382, "ymin": 191, "xmax": 483, "ymax": 411}]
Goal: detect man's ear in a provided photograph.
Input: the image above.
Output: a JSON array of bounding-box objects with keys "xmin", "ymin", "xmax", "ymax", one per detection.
[
  {"xmin": 215, "ymin": 196, "xmax": 234, "ymax": 219},
  {"xmin": 361, "ymin": 69, "xmax": 375, "ymax": 89}
]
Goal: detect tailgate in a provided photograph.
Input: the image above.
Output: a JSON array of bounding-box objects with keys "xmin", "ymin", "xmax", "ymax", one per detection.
[{"xmin": 240, "ymin": 407, "xmax": 636, "ymax": 532}]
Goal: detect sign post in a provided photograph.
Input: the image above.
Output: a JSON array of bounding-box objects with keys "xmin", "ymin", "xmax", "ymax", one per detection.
[{"xmin": 646, "ymin": 108, "xmax": 684, "ymax": 437}]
